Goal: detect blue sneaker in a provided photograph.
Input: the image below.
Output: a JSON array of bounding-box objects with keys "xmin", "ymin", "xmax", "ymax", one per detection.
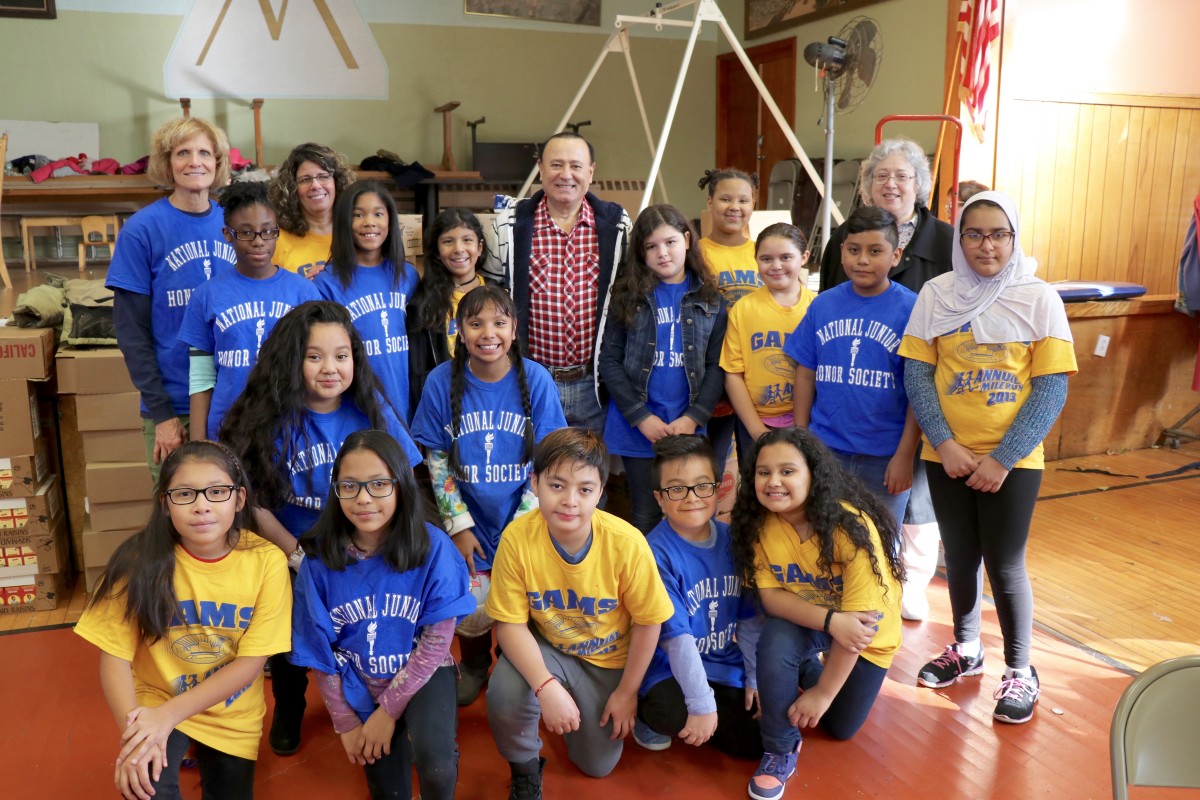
[
  {"xmin": 748, "ymin": 749, "xmax": 798, "ymax": 800},
  {"xmin": 633, "ymin": 718, "xmax": 672, "ymax": 751}
]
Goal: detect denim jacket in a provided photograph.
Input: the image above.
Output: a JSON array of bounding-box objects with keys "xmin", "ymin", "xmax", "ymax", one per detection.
[{"xmin": 598, "ymin": 275, "xmax": 728, "ymax": 427}]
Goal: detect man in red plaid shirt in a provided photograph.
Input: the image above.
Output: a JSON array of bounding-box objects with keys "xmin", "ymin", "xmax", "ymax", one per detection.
[{"xmin": 492, "ymin": 132, "xmax": 632, "ymax": 434}]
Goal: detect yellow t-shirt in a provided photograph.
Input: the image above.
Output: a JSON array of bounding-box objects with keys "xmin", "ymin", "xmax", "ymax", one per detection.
[
  {"xmin": 700, "ymin": 238, "xmax": 760, "ymax": 305},
  {"xmin": 752, "ymin": 509, "xmax": 901, "ymax": 669},
  {"xmin": 486, "ymin": 508, "xmax": 674, "ymax": 669},
  {"xmin": 898, "ymin": 325, "xmax": 1078, "ymax": 469},
  {"xmin": 719, "ymin": 284, "xmax": 816, "ymax": 420},
  {"xmin": 445, "ymin": 278, "xmax": 485, "ymax": 354},
  {"xmin": 75, "ymin": 532, "xmax": 292, "ymax": 761},
  {"xmin": 275, "ymin": 230, "xmax": 332, "ymax": 278}
]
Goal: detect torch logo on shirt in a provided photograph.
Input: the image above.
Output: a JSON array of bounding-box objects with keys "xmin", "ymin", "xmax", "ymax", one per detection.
[
  {"xmin": 203, "ymin": 258, "xmax": 212, "ymax": 281},
  {"xmin": 367, "ymin": 621, "xmax": 378, "ymax": 656},
  {"xmin": 255, "ymin": 319, "xmax": 265, "ymax": 355},
  {"xmin": 380, "ymin": 310, "xmax": 389, "ymax": 340},
  {"xmin": 708, "ymin": 600, "xmax": 719, "ymax": 633},
  {"xmin": 484, "ymin": 432, "xmax": 495, "ymax": 466},
  {"xmin": 850, "ymin": 337, "xmax": 861, "ymax": 368}
]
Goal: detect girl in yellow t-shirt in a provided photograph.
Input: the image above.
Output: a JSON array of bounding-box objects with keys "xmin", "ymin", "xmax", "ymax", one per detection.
[
  {"xmin": 730, "ymin": 427, "xmax": 904, "ymax": 800},
  {"xmin": 75, "ymin": 440, "xmax": 291, "ymax": 800},
  {"xmin": 899, "ymin": 190, "xmax": 1076, "ymax": 726}
]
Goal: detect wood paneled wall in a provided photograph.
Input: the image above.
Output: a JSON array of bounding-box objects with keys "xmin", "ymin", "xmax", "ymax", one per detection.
[{"xmin": 992, "ymin": 95, "xmax": 1200, "ymax": 295}]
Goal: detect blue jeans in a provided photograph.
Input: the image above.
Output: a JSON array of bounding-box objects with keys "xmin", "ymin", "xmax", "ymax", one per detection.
[
  {"xmin": 757, "ymin": 617, "xmax": 887, "ymax": 753},
  {"xmin": 830, "ymin": 448, "xmax": 910, "ymax": 534},
  {"xmin": 554, "ymin": 374, "xmax": 606, "ymax": 436}
]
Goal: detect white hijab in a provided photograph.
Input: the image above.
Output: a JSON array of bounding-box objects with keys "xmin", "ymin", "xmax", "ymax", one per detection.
[{"xmin": 905, "ymin": 191, "xmax": 1073, "ymax": 345}]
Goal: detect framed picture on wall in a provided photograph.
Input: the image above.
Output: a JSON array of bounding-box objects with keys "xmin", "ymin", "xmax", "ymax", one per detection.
[
  {"xmin": 465, "ymin": 0, "xmax": 601, "ymax": 27},
  {"xmin": 0, "ymin": 0, "xmax": 55, "ymax": 19},
  {"xmin": 746, "ymin": 0, "xmax": 885, "ymax": 39}
]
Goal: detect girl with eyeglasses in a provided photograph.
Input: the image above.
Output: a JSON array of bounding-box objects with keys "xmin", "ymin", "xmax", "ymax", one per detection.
[
  {"xmin": 269, "ymin": 142, "xmax": 357, "ymax": 279},
  {"xmin": 76, "ymin": 440, "xmax": 292, "ymax": 800},
  {"xmin": 219, "ymin": 300, "xmax": 421, "ymax": 757},
  {"xmin": 631, "ymin": 435, "xmax": 763, "ymax": 758},
  {"xmin": 410, "ymin": 285, "xmax": 567, "ymax": 705},
  {"xmin": 900, "ymin": 191, "xmax": 1076, "ymax": 724},
  {"xmin": 290, "ymin": 430, "xmax": 474, "ymax": 799},
  {"xmin": 179, "ymin": 180, "xmax": 320, "ymax": 439}
]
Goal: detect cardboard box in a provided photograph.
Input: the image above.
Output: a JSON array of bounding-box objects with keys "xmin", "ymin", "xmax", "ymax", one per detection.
[
  {"xmin": 75, "ymin": 392, "xmax": 141, "ymax": 432},
  {"xmin": 0, "ymin": 326, "xmax": 55, "ymax": 381},
  {"xmin": 88, "ymin": 497, "xmax": 154, "ymax": 533},
  {"xmin": 0, "ymin": 476, "xmax": 63, "ymax": 541},
  {"xmin": 398, "ymin": 214, "xmax": 424, "ymax": 257},
  {"xmin": 86, "ymin": 461, "xmax": 154, "ymax": 504},
  {"xmin": 56, "ymin": 346, "xmax": 137, "ymax": 395},
  {"xmin": 0, "ymin": 513, "xmax": 69, "ymax": 576},
  {"xmin": 82, "ymin": 429, "xmax": 145, "ymax": 464},
  {"xmin": 0, "ymin": 379, "xmax": 41, "ymax": 455},
  {"xmin": 82, "ymin": 522, "xmax": 139, "ymax": 568},
  {"xmin": 84, "ymin": 564, "xmax": 105, "ymax": 594},
  {"xmin": 0, "ymin": 570, "xmax": 68, "ymax": 613},
  {"xmin": 0, "ymin": 438, "xmax": 52, "ymax": 499}
]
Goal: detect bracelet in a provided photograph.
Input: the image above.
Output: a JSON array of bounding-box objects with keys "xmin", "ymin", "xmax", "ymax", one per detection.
[
  {"xmin": 534, "ymin": 676, "xmax": 557, "ymax": 697},
  {"xmin": 287, "ymin": 545, "xmax": 305, "ymax": 570},
  {"xmin": 823, "ymin": 608, "xmax": 835, "ymax": 634}
]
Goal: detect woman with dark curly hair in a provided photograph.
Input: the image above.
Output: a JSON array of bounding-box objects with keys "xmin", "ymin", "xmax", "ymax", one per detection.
[
  {"xmin": 269, "ymin": 142, "xmax": 356, "ymax": 278},
  {"xmin": 730, "ymin": 427, "xmax": 904, "ymax": 800}
]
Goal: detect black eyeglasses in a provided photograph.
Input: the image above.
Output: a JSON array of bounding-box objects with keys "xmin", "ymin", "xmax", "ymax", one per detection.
[
  {"xmin": 165, "ymin": 485, "xmax": 238, "ymax": 505},
  {"xmin": 655, "ymin": 482, "xmax": 720, "ymax": 501},
  {"xmin": 334, "ymin": 479, "xmax": 399, "ymax": 499},
  {"xmin": 225, "ymin": 228, "xmax": 281, "ymax": 241}
]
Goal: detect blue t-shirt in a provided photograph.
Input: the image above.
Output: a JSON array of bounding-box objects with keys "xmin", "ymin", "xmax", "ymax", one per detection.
[
  {"xmin": 272, "ymin": 399, "xmax": 422, "ymax": 538},
  {"xmin": 410, "ymin": 358, "xmax": 567, "ymax": 572},
  {"xmin": 314, "ymin": 261, "xmax": 419, "ymax": 422},
  {"xmin": 784, "ymin": 281, "xmax": 918, "ymax": 457},
  {"xmin": 641, "ymin": 518, "xmax": 754, "ymax": 693},
  {"xmin": 105, "ymin": 197, "xmax": 237, "ymax": 416},
  {"xmin": 605, "ymin": 280, "xmax": 693, "ymax": 458},
  {"xmin": 178, "ymin": 268, "xmax": 321, "ymax": 436},
  {"xmin": 289, "ymin": 527, "xmax": 476, "ymax": 721}
]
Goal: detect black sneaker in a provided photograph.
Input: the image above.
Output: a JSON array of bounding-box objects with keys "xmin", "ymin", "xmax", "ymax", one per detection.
[
  {"xmin": 508, "ymin": 756, "xmax": 545, "ymax": 800},
  {"xmin": 993, "ymin": 666, "xmax": 1040, "ymax": 724},
  {"xmin": 917, "ymin": 644, "xmax": 985, "ymax": 688},
  {"xmin": 268, "ymin": 706, "xmax": 304, "ymax": 756}
]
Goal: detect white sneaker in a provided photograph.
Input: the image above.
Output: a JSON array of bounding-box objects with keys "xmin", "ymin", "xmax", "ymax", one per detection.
[{"xmin": 901, "ymin": 590, "xmax": 929, "ymax": 621}]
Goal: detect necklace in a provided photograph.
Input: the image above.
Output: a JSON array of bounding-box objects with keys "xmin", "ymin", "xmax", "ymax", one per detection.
[{"xmin": 455, "ymin": 275, "xmax": 479, "ymax": 289}]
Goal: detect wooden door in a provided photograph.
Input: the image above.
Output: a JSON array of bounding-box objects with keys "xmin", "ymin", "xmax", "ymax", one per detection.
[{"xmin": 716, "ymin": 39, "xmax": 797, "ymax": 208}]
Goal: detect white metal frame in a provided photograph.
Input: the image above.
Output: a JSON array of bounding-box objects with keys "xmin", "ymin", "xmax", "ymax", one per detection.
[{"xmin": 517, "ymin": 0, "xmax": 843, "ymax": 231}]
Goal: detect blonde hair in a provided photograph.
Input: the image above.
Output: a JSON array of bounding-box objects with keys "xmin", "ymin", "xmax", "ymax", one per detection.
[{"xmin": 147, "ymin": 117, "xmax": 231, "ymax": 189}]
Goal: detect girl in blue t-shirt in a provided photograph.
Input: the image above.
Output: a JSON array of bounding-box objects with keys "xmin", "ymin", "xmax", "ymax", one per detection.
[
  {"xmin": 219, "ymin": 299, "xmax": 421, "ymax": 757},
  {"xmin": 180, "ymin": 180, "xmax": 321, "ymax": 439},
  {"xmin": 315, "ymin": 180, "xmax": 419, "ymax": 422},
  {"xmin": 290, "ymin": 430, "xmax": 474, "ymax": 800},
  {"xmin": 599, "ymin": 204, "xmax": 728, "ymax": 533},
  {"xmin": 410, "ymin": 285, "xmax": 567, "ymax": 705}
]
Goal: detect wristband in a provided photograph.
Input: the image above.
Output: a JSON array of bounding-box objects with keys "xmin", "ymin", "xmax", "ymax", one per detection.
[
  {"xmin": 823, "ymin": 608, "xmax": 835, "ymax": 634},
  {"xmin": 534, "ymin": 676, "xmax": 557, "ymax": 697}
]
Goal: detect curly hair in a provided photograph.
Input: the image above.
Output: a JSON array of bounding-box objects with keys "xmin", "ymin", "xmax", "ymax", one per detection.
[
  {"xmin": 147, "ymin": 117, "xmax": 231, "ymax": 190},
  {"xmin": 411, "ymin": 208, "xmax": 489, "ymax": 333},
  {"xmin": 857, "ymin": 138, "xmax": 933, "ymax": 209},
  {"xmin": 612, "ymin": 204, "xmax": 721, "ymax": 327},
  {"xmin": 698, "ymin": 167, "xmax": 759, "ymax": 195},
  {"xmin": 217, "ymin": 179, "xmax": 274, "ymax": 225},
  {"xmin": 269, "ymin": 142, "xmax": 357, "ymax": 236},
  {"xmin": 218, "ymin": 301, "xmax": 391, "ymax": 512},
  {"xmin": 730, "ymin": 427, "xmax": 905, "ymax": 594}
]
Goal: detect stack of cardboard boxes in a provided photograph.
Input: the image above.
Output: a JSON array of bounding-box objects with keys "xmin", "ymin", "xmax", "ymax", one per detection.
[
  {"xmin": 56, "ymin": 347, "xmax": 154, "ymax": 592},
  {"xmin": 0, "ymin": 327, "xmax": 68, "ymax": 614}
]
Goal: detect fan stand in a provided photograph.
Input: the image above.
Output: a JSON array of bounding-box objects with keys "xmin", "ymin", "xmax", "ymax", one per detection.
[
  {"xmin": 817, "ymin": 73, "xmax": 838, "ymax": 256},
  {"xmin": 515, "ymin": 0, "xmax": 840, "ymax": 226}
]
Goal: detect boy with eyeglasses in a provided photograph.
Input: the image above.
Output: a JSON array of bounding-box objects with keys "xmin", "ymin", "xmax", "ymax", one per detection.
[{"xmin": 630, "ymin": 435, "xmax": 763, "ymax": 758}]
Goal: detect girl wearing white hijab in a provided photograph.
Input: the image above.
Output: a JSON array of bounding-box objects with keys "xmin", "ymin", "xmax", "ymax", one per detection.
[{"xmin": 898, "ymin": 191, "xmax": 1077, "ymax": 725}]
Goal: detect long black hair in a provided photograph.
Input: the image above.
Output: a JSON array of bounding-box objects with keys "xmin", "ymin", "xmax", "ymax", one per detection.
[
  {"xmin": 301, "ymin": 430, "xmax": 435, "ymax": 572},
  {"xmin": 612, "ymin": 203, "xmax": 721, "ymax": 327},
  {"xmin": 411, "ymin": 208, "xmax": 489, "ymax": 333},
  {"xmin": 328, "ymin": 179, "xmax": 408, "ymax": 291},
  {"xmin": 87, "ymin": 441, "xmax": 256, "ymax": 643},
  {"xmin": 446, "ymin": 286, "xmax": 535, "ymax": 479},
  {"xmin": 730, "ymin": 427, "xmax": 904, "ymax": 592},
  {"xmin": 219, "ymin": 300, "xmax": 390, "ymax": 510}
]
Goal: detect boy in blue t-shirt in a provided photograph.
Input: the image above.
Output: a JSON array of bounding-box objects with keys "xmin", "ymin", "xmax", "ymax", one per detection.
[
  {"xmin": 785, "ymin": 206, "xmax": 920, "ymax": 525},
  {"xmin": 634, "ymin": 435, "xmax": 762, "ymax": 759}
]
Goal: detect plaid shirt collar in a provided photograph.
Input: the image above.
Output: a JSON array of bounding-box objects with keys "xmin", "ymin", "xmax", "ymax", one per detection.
[{"xmin": 534, "ymin": 194, "xmax": 595, "ymax": 233}]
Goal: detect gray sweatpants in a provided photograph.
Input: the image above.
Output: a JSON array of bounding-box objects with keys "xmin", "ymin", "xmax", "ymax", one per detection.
[{"xmin": 486, "ymin": 632, "xmax": 625, "ymax": 778}]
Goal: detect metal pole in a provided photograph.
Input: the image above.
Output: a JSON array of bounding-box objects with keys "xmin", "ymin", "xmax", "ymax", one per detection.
[
  {"xmin": 821, "ymin": 78, "xmax": 835, "ymax": 255},
  {"xmin": 639, "ymin": 10, "xmax": 704, "ymax": 211},
  {"xmin": 619, "ymin": 30, "xmax": 671, "ymax": 205}
]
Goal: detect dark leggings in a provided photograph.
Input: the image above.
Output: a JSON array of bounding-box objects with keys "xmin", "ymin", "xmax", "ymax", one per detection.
[
  {"xmin": 621, "ymin": 456, "xmax": 663, "ymax": 534},
  {"xmin": 925, "ymin": 464, "xmax": 1042, "ymax": 669},
  {"xmin": 151, "ymin": 729, "xmax": 255, "ymax": 800},
  {"xmin": 363, "ymin": 666, "xmax": 459, "ymax": 800},
  {"xmin": 707, "ymin": 412, "xmax": 737, "ymax": 476},
  {"xmin": 639, "ymin": 678, "xmax": 761, "ymax": 759}
]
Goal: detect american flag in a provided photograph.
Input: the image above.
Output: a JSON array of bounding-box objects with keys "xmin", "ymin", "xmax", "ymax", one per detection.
[{"xmin": 958, "ymin": 0, "xmax": 1001, "ymax": 141}]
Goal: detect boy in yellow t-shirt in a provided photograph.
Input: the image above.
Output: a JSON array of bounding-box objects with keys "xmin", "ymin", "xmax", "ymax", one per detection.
[
  {"xmin": 486, "ymin": 428, "xmax": 673, "ymax": 793},
  {"xmin": 720, "ymin": 223, "xmax": 816, "ymax": 473}
]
